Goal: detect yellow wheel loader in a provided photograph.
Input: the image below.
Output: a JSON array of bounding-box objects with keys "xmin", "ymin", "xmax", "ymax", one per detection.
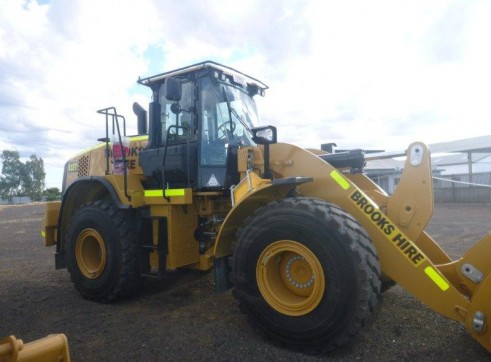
[{"xmin": 43, "ymin": 61, "xmax": 491, "ymax": 353}]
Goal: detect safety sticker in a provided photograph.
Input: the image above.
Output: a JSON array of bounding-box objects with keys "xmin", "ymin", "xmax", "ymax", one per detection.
[
  {"xmin": 67, "ymin": 162, "xmax": 78, "ymax": 173},
  {"xmin": 206, "ymin": 174, "xmax": 220, "ymax": 187}
]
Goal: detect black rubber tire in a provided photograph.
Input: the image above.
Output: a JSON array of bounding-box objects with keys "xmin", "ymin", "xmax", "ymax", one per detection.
[
  {"xmin": 65, "ymin": 200, "xmax": 140, "ymax": 303},
  {"xmin": 231, "ymin": 197, "xmax": 381, "ymax": 353}
]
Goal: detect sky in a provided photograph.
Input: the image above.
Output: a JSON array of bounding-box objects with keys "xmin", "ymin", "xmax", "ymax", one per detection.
[{"xmin": 1, "ymin": 0, "xmax": 490, "ymax": 188}]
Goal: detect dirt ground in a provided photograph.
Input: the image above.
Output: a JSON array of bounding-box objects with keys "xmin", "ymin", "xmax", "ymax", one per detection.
[{"xmin": 1, "ymin": 203, "xmax": 491, "ymax": 361}]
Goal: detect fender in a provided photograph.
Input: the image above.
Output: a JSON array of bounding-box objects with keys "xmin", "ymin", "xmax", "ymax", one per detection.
[
  {"xmin": 54, "ymin": 176, "xmax": 129, "ymax": 269},
  {"xmin": 214, "ymin": 174, "xmax": 312, "ymax": 258}
]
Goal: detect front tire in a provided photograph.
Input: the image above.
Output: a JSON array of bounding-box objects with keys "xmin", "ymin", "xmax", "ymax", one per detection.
[
  {"xmin": 231, "ymin": 198, "xmax": 381, "ymax": 353},
  {"xmin": 65, "ymin": 200, "xmax": 140, "ymax": 302}
]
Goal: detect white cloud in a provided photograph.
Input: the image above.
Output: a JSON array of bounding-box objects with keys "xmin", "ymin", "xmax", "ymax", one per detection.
[
  {"xmin": 1, "ymin": 0, "xmax": 490, "ymax": 188},
  {"xmin": 0, "ymin": 0, "xmax": 161, "ymax": 184},
  {"xmin": 261, "ymin": 0, "xmax": 491, "ymax": 151}
]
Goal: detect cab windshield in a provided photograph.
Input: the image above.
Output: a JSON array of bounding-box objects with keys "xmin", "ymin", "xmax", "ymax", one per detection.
[{"xmin": 200, "ymin": 77, "xmax": 260, "ymax": 165}]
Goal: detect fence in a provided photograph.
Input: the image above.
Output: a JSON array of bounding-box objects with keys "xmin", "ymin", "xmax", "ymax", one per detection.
[
  {"xmin": 0, "ymin": 196, "xmax": 33, "ymax": 205},
  {"xmin": 2, "ymin": 174, "xmax": 490, "ymax": 204},
  {"xmin": 433, "ymin": 172, "xmax": 491, "ymax": 203}
]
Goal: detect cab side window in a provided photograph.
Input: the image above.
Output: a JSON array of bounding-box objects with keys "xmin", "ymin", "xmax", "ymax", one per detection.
[
  {"xmin": 200, "ymin": 79, "xmax": 228, "ymax": 166},
  {"xmin": 159, "ymin": 80, "xmax": 195, "ymax": 144}
]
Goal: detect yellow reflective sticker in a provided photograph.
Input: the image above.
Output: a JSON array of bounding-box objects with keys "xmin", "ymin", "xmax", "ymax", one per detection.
[
  {"xmin": 41, "ymin": 230, "xmax": 46, "ymax": 238},
  {"xmin": 164, "ymin": 189, "xmax": 185, "ymax": 197},
  {"xmin": 424, "ymin": 266, "xmax": 449, "ymax": 291},
  {"xmin": 144, "ymin": 189, "xmax": 185, "ymax": 197},
  {"xmin": 131, "ymin": 135, "xmax": 149, "ymax": 142},
  {"xmin": 330, "ymin": 170, "xmax": 350, "ymax": 190},
  {"xmin": 144, "ymin": 190, "xmax": 163, "ymax": 197}
]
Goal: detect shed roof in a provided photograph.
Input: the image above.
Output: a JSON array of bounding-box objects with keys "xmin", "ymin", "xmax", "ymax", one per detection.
[{"xmin": 429, "ymin": 135, "xmax": 491, "ymax": 154}]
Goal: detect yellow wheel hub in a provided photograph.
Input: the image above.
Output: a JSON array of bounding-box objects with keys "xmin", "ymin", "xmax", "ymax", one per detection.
[
  {"xmin": 256, "ymin": 240, "xmax": 325, "ymax": 316},
  {"xmin": 76, "ymin": 228, "xmax": 107, "ymax": 279}
]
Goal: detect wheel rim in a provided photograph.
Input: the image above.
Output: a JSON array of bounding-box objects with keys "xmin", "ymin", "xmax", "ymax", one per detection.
[
  {"xmin": 256, "ymin": 240, "xmax": 325, "ymax": 316},
  {"xmin": 76, "ymin": 228, "xmax": 107, "ymax": 279}
]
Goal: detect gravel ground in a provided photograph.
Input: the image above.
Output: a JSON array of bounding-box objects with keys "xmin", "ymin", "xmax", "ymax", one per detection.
[{"xmin": 1, "ymin": 203, "xmax": 491, "ymax": 361}]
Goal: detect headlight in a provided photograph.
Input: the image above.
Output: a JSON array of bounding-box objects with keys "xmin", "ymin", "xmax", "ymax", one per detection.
[{"xmin": 251, "ymin": 126, "xmax": 277, "ymax": 145}]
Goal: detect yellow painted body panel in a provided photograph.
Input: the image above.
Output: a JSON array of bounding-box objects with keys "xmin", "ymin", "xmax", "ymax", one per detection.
[
  {"xmin": 0, "ymin": 334, "xmax": 70, "ymax": 362},
  {"xmin": 43, "ymin": 202, "xmax": 61, "ymax": 246},
  {"xmin": 150, "ymin": 204, "xmax": 199, "ymax": 269},
  {"xmin": 64, "ymin": 136, "xmax": 148, "ymax": 191}
]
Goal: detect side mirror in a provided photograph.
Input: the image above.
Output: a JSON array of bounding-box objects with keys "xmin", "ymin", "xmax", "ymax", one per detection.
[
  {"xmin": 252, "ymin": 126, "xmax": 277, "ymax": 145},
  {"xmin": 165, "ymin": 77, "xmax": 182, "ymax": 102},
  {"xmin": 170, "ymin": 103, "xmax": 182, "ymax": 115},
  {"xmin": 251, "ymin": 125, "xmax": 277, "ymax": 179}
]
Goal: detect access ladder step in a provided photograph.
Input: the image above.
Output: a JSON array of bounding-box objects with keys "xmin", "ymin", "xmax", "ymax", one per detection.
[
  {"xmin": 139, "ymin": 244, "xmax": 159, "ymax": 250},
  {"xmin": 138, "ymin": 243, "xmax": 166, "ymax": 279}
]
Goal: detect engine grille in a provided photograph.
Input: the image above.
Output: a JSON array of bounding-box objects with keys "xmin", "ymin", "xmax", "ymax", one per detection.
[{"xmin": 78, "ymin": 155, "xmax": 90, "ymax": 177}]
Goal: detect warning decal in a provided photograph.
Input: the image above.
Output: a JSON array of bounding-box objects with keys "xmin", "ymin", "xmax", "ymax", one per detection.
[{"xmin": 206, "ymin": 174, "xmax": 220, "ymax": 187}]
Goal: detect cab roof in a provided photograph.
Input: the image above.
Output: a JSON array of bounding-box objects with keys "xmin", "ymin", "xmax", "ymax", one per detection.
[{"xmin": 137, "ymin": 60, "xmax": 268, "ymax": 91}]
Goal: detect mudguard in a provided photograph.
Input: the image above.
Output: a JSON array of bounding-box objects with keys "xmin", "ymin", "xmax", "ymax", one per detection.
[
  {"xmin": 49, "ymin": 177, "xmax": 131, "ymax": 269},
  {"xmin": 214, "ymin": 171, "xmax": 312, "ymax": 258}
]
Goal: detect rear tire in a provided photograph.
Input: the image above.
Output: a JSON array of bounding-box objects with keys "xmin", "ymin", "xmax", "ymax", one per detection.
[
  {"xmin": 231, "ymin": 197, "xmax": 381, "ymax": 353},
  {"xmin": 65, "ymin": 200, "xmax": 140, "ymax": 302}
]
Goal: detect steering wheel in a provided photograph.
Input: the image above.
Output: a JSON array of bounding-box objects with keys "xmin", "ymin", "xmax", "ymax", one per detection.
[{"xmin": 217, "ymin": 121, "xmax": 236, "ymax": 140}]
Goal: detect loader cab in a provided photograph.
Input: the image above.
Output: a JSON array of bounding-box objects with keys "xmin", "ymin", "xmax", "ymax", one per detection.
[{"xmin": 138, "ymin": 61, "xmax": 267, "ymax": 191}]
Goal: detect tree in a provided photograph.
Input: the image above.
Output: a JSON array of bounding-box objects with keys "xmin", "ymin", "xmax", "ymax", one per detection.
[
  {"xmin": 24, "ymin": 155, "xmax": 46, "ymax": 201},
  {"xmin": 44, "ymin": 187, "xmax": 61, "ymax": 201},
  {"xmin": 0, "ymin": 150, "xmax": 46, "ymax": 202},
  {"xmin": 0, "ymin": 150, "xmax": 23, "ymax": 202}
]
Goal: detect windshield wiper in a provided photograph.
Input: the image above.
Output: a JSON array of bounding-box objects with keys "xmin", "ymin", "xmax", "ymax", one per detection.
[
  {"xmin": 222, "ymin": 86, "xmax": 235, "ymax": 133},
  {"xmin": 222, "ymin": 86, "xmax": 252, "ymax": 134},
  {"xmin": 231, "ymin": 107, "xmax": 252, "ymax": 133}
]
